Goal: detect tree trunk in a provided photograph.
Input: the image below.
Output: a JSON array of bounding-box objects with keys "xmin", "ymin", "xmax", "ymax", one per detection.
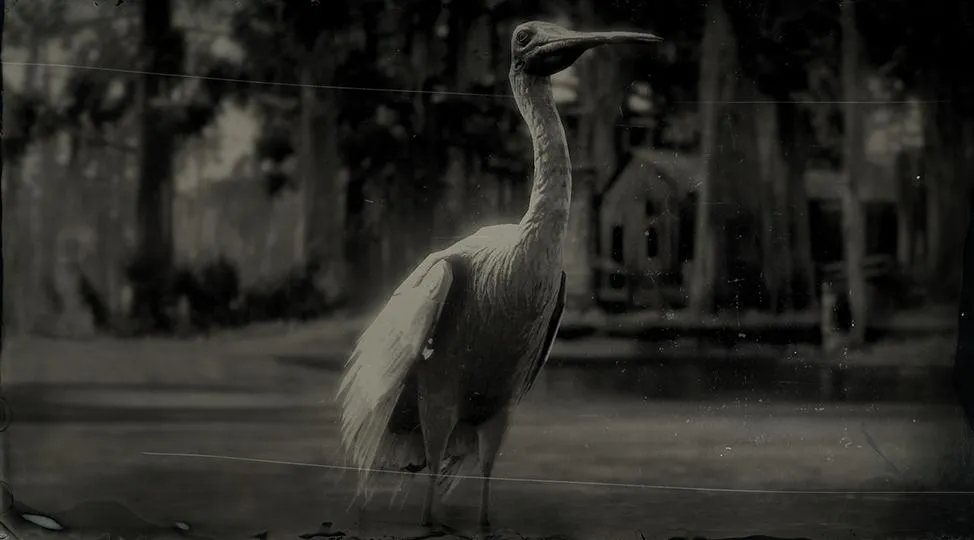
[
  {"xmin": 0, "ymin": 10, "xmax": 11, "ymax": 529},
  {"xmin": 563, "ymin": 0, "xmax": 633, "ymax": 311},
  {"xmin": 755, "ymin": 97, "xmax": 790, "ymax": 312},
  {"xmin": 3, "ymin": 42, "xmax": 40, "ymax": 333},
  {"xmin": 405, "ymin": 23, "xmax": 440, "ymax": 273},
  {"xmin": 895, "ymin": 151, "xmax": 916, "ymax": 272},
  {"xmin": 564, "ymin": 167, "xmax": 597, "ymax": 309},
  {"xmin": 133, "ymin": 0, "xmax": 177, "ymax": 331},
  {"xmin": 343, "ymin": 13, "xmax": 381, "ymax": 307},
  {"xmin": 299, "ymin": 58, "xmax": 346, "ymax": 305},
  {"xmin": 780, "ymin": 102, "xmax": 817, "ymax": 310},
  {"xmin": 52, "ymin": 132, "xmax": 96, "ymax": 338},
  {"xmin": 840, "ymin": 0, "xmax": 869, "ymax": 346},
  {"xmin": 725, "ymin": 78, "xmax": 768, "ymax": 311},
  {"xmin": 0, "ymin": 6, "xmax": 5, "ymax": 347},
  {"xmin": 344, "ymin": 168, "xmax": 370, "ymax": 306},
  {"xmin": 923, "ymin": 108, "xmax": 974, "ymax": 300},
  {"xmin": 918, "ymin": 34, "xmax": 974, "ymax": 301},
  {"xmin": 951, "ymin": 185, "xmax": 974, "ymax": 484},
  {"xmin": 689, "ymin": 0, "xmax": 736, "ymax": 314}
]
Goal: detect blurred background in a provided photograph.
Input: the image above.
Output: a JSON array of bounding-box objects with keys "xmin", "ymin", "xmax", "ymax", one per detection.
[{"xmin": 2, "ymin": 0, "xmax": 974, "ymax": 538}]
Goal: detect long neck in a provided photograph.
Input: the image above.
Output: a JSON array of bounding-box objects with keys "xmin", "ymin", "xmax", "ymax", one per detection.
[{"xmin": 512, "ymin": 71, "xmax": 572, "ymax": 243}]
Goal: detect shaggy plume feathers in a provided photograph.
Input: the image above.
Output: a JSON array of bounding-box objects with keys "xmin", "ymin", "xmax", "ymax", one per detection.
[
  {"xmin": 436, "ymin": 423, "xmax": 479, "ymax": 500},
  {"xmin": 337, "ymin": 256, "xmax": 454, "ymax": 501}
]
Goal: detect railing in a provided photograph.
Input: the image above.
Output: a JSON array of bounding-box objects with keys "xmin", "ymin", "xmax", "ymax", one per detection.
[
  {"xmin": 594, "ymin": 258, "xmax": 631, "ymax": 304},
  {"xmin": 594, "ymin": 259, "xmax": 683, "ymax": 309},
  {"xmin": 820, "ymin": 254, "xmax": 897, "ymax": 285}
]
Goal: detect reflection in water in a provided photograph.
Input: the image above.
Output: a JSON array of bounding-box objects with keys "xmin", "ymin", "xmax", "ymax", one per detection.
[
  {"xmin": 533, "ymin": 359, "xmax": 953, "ymax": 404},
  {"xmin": 3, "ymin": 355, "xmax": 970, "ymax": 539}
]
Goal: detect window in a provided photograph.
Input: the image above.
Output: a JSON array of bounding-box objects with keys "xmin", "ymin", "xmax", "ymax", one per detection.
[
  {"xmin": 808, "ymin": 201, "xmax": 844, "ymax": 264},
  {"xmin": 564, "ymin": 114, "xmax": 580, "ymax": 134},
  {"xmin": 627, "ymin": 126, "xmax": 649, "ymax": 149},
  {"xmin": 866, "ymin": 202, "xmax": 898, "ymax": 257},
  {"xmin": 644, "ymin": 199, "xmax": 657, "ymax": 217},
  {"xmin": 645, "ymin": 227, "xmax": 659, "ymax": 258},
  {"xmin": 610, "ymin": 225, "xmax": 625, "ymax": 263},
  {"xmin": 679, "ymin": 193, "xmax": 697, "ymax": 262},
  {"xmin": 914, "ymin": 185, "xmax": 927, "ymax": 233}
]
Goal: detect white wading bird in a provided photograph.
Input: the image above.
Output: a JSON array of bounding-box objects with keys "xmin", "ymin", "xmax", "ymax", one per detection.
[{"xmin": 338, "ymin": 20, "xmax": 661, "ymax": 531}]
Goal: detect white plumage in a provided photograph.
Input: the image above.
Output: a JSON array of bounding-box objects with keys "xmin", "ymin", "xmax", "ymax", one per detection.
[
  {"xmin": 336, "ymin": 21, "xmax": 661, "ymax": 531},
  {"xmin": 337, "ymin": 256, "xmax": 454, "ymax": 500}
]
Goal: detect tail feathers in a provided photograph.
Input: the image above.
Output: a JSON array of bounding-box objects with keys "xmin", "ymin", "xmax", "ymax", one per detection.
[
  {"xmin": 336, "ymin": 258, "xmax": 453, "ymax": 502},
  {"xmin": 436, "ymin": 454, "xmax": 477, "ymax": 502},
  {"xmin": 436, "ymin": 423, "xmax": 479, "ymax": 501},
  {"xmin": 379, "ymin": 431, "xmax": 427, "ymax": 472},
  {"xmin": 342, "ymin": 428, "xmax": 477, "ymax": 507},
  {"xmin": 344, "ymin": 431, "xmax": 427, "ymax": 507}
]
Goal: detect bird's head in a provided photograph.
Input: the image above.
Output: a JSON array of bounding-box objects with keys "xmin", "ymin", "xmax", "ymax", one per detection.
[{"xmin": 510, "ymin": 21, "xmax": 662, "ymax": 78}]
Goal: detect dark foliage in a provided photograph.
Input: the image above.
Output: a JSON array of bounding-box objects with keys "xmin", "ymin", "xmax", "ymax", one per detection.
[
  {"xmin": 614, "ymin": 0, "xmax": 848, "ymax": 165},
  {"xmin": 121, "ymin": 254, "xmax": 179, "ymax": 334},
  {"xmin": 255, "ymin": 120, "xmax": 295, "ymax": 164},
  {"xmin": 112, "ymin": 253, "xmax": 342, "ymax": 336},
  {"xmin": 62, "ymin": 76, "xmax": 136, "ymax": 130},
  {"xmin": 854, "ymin": 0, "xmax": 960, "ymax": 92},
  {"xmin": 2, "ymin": 90, "xmax": 66, "ymax": 163},
  {"xmin": 237, "ymin": 262, "xmax": 335, "ymax": 324},
  {"xmin": 11, "ymin": 0, "xmax": 969, "ymax": 336},
  {"xmin": 253, "ymin": 116, "xmax": 299, "ymax": 196},
  {"xmin": 228, "ymin": 0, "xmax": 538, "ymax": 206},
  {"xmin": 725, "ymin": 2, "xmax": 839, "ymax": 97},
  {"xmin": 116, "ymin": 257, "xmax": 342, "ymax": 335},
  {"xmin": 262, "ymin": 170, "xmax": 294, "ymax": 197},
  {"xmin": 171, "ymin": 257, "xmax": 242, "ymax": 333},
  {"xmin": 6, "ymin": 7, "xmax": 240, "ymax": 165},
  {"xmin": 75, "ymin": 267, "xmax": 112, "ymax": 331}
]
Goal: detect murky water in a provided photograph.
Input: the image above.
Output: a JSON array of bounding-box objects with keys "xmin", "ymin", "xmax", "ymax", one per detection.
[
  {"xmin": 534, "ymin": 361, "xmax": 953, "ymax": 403},
  {"xmin": 2, "ymin": 343, "xmax": 972, "ymax": 539}
]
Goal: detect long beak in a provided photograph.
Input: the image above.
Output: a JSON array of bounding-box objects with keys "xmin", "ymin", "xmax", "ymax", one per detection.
[{"xmin": 536, "ymin": 29, "xmax": 662, "ymax": 57}]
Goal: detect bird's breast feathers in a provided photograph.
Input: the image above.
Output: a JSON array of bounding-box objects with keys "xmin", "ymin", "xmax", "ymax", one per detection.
[
  {"xmin": 466, "ymin": 247, "xmax": 558, "ymax": 308},
  {"xmin": 442, "ymin": 223, "xmax": 562, "ymax": 324}
]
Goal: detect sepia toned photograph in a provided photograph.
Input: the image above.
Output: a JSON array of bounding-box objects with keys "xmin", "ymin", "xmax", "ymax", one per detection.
[{"xmin": 1, "ymin": 0, "xmax": 973, "ymax": 538}]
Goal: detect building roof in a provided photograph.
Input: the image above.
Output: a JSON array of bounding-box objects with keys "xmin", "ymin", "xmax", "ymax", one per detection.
[
  {"xmin": 611, "ymin": 148, "xmax": 898, "ymax": 203},
  {"xmin": 629, "ymin": 148, "xmax": 703, "ymax": 196},
  {"xmin": 803, "ymin": 164, "xmax": 897, "ymax": 203}
]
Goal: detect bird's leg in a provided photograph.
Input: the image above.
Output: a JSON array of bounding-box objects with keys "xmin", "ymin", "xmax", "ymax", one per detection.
[
  {"xmin": 417, "ymin": 372, "xmax": 458, "ymax": 529},
  {"xmin": 476, "ymin": 407, "xmax": 511, "ymax": 532},
  {"xmin": 421, "ymin": 459, "xmax": 438, "ymax": 527}
]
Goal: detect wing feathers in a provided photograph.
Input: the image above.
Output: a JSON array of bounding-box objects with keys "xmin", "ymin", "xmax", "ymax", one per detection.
[
  {"xmin": 337, "ymin": 257, "xmax": 454, "ymax": 499},
  {"xmin": 518, "ymin": 271, "xmax": 567, "ymax": 399}
]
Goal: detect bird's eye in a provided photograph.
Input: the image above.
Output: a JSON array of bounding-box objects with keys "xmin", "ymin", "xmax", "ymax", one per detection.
[{"xmin": 516, "ymin": 30, "xmax": 531, "ymax": 45}]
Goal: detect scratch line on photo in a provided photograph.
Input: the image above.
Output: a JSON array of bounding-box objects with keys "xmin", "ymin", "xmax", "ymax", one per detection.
[{"xmin": 142, "ymin": 451, "xmax": 974, "ymax": 496}]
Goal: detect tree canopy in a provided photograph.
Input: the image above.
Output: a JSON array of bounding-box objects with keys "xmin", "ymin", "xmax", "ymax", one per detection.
[{"xmin": 7, "ymin": 0, "xmax": 974, "ymax": 327}]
